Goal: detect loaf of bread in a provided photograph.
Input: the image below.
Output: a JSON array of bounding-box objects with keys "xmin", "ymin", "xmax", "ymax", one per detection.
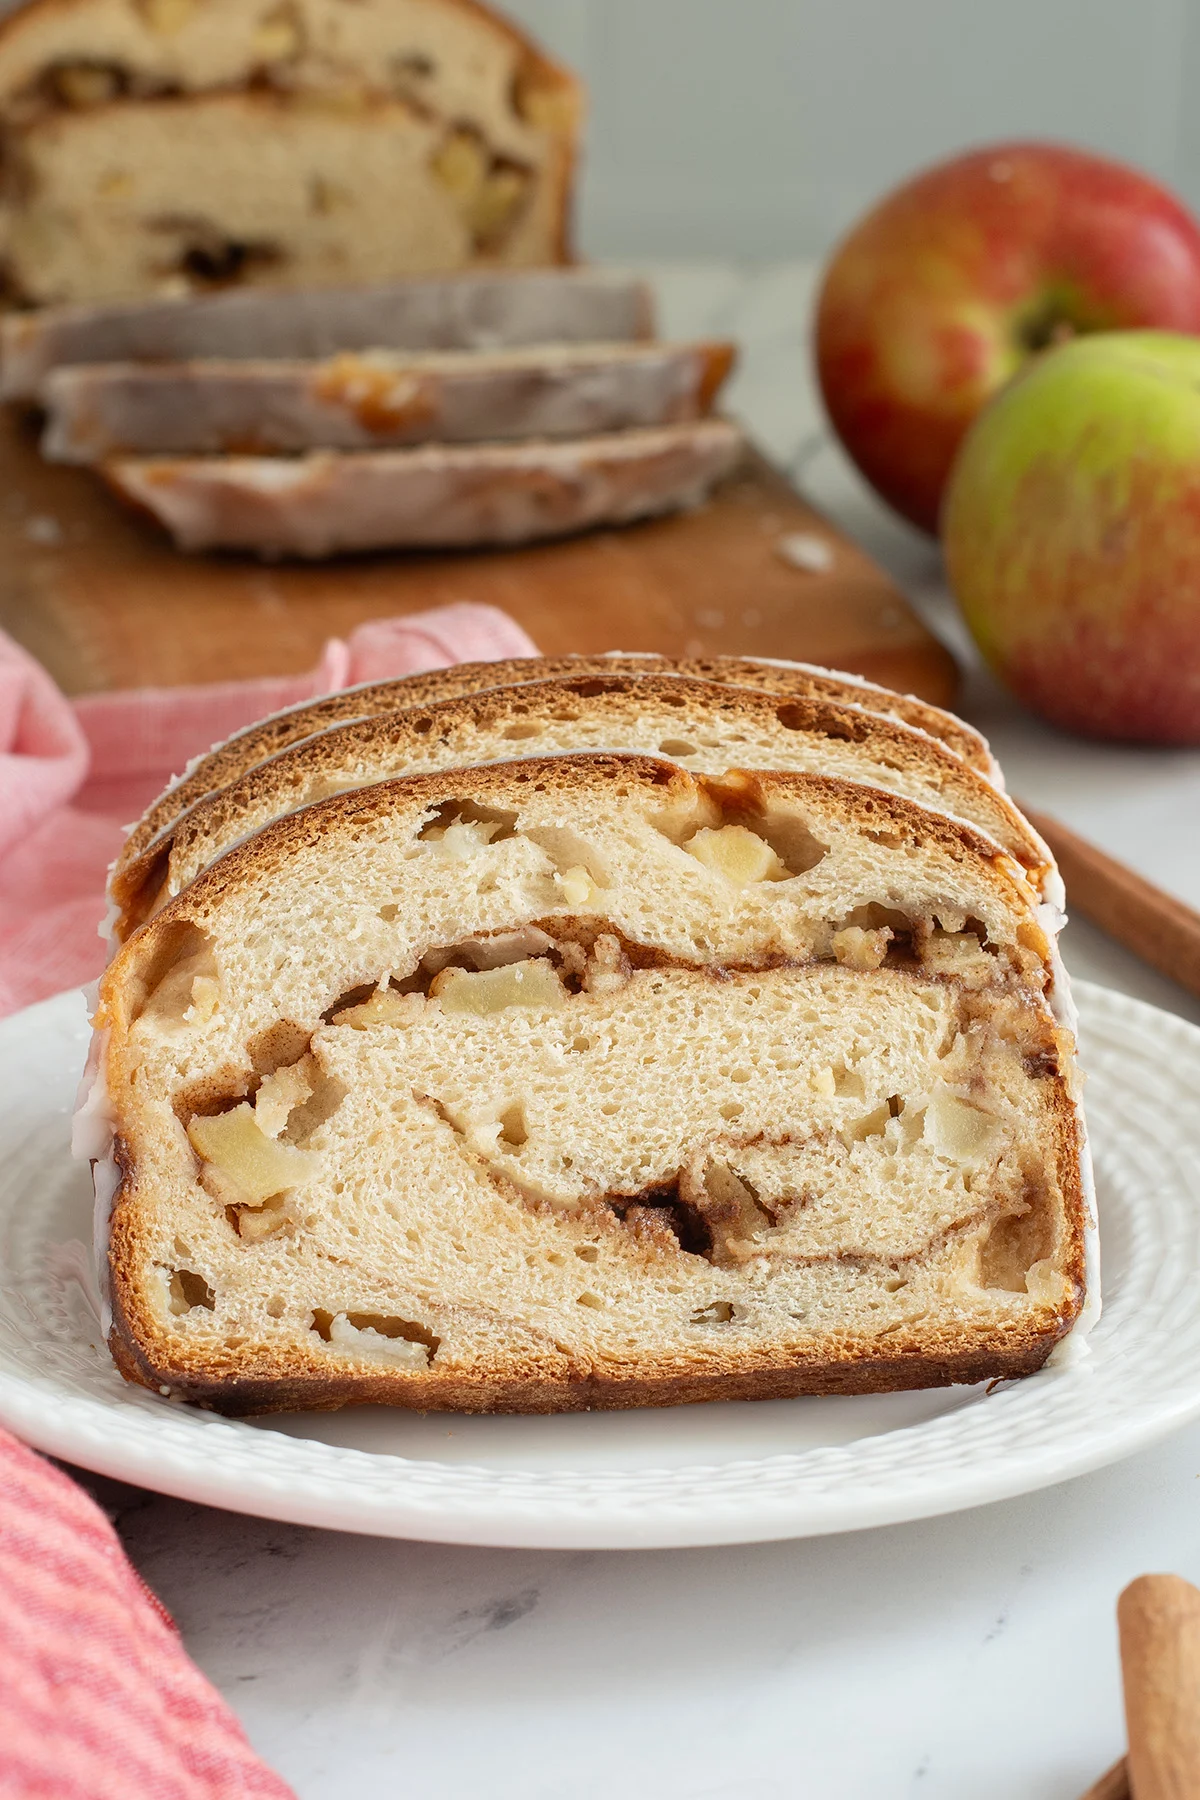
[
  {"xmin": 103, "ymin": 420, "xmax": 746, "ymax": 555},
  {"xmin": 0, "ymin": 271, "xmax": 654, "ymax": 403},
  {"xmin": 90, "ymin": 751, "xmax": 1087, "ymax": 1414},
  {"xmin": 41, "ymin": 340, "xmax": 735, "ymax": 460},
  {"xmin": 114, "ymin": 653, "xmax": 998, "ymax": 894},
  {"xmin": 0, "ymin": 0, "xmax": 582, "ymax": 308},
  {"xmin": 111, "ymin": 673, "xmax": 1050, "ymax": 941}
]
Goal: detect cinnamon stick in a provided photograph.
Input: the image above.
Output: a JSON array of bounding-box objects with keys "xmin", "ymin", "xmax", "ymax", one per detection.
[
  {"xmin": 1118, "ymin": 1574, "xmax": 1200, "ymax": 1798},
  {"xmin": 1077, "ymin": 1757, "xmax": 1130, "ymax": 1799},
  {"xmin": 1021, "ymin": 806, "xmax": 1200, "ymax": 1002}
]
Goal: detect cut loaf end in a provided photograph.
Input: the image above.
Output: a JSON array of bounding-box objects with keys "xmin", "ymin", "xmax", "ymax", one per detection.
[{"xmin": 0, "ymin": 0, "xmax": 584, "ymax": 307}]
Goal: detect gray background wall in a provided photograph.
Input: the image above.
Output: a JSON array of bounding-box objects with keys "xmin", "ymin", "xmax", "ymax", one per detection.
[{"xmin": 502, "ymin": 0, "xmax": 1200, "ymax": 259}]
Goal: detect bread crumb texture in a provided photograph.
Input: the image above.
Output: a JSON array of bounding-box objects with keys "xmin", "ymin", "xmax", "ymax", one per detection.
[{"xmin": 99, "ymin": 756, "xmax": 1085, "ymax": 1414}]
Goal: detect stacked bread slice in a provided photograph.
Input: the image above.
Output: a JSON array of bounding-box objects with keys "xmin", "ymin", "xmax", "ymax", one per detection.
[
  {"xmin": 5, "ymin": 269, "xmax": 742, "ymax": 554},
  {"xmin": 83, "ymin": 654, "xmax": 1094, "ymax": 1417},
  {"xmin": 0, "ymin": 0, "xmax": 741, "ymax": 555}
]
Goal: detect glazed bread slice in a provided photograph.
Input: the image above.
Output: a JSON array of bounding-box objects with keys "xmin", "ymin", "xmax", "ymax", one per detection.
[
  {"xmin": 114, "ymin": 656, "xmax": 995, "ymax": 887},
  {"xmin": 0, "ymin": 0, "xmax": 581, "ymax": 307},
  {"xmin": 0, "ymin": 271, "xmax": 653, "ymax": 404},
  {"xmin": 112, "ymin": 674, "xmax": 1049, "ymax": 940},
  {"xmin": 92, "ymin": 754, "xmax": 1086, "ymax": 1416},
  {"xmin": 103, "ymin": 421, "xmax": 745, "ymax": 557},
  {"xmin": 41, "ymin": 340, "xmax": 736, "ymax": 461}
]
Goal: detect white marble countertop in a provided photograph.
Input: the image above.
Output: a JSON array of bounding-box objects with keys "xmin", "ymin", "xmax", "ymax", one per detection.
[{"xmin": 71, "ymin": 263, "xmax": 1200, "ymax": 1800}]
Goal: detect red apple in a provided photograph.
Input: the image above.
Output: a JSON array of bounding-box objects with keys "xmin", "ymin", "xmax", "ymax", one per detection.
[
  {"xmin": 942, "ymin": 331, "xmax": 1200, "ymax": 744},
  {"xmin": 815, "ymin": 142, "xmax": 1200, "ymax": 534}
]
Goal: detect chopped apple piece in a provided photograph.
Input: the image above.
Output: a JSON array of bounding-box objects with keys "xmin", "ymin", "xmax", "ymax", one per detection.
[
  {"xmin": 431, "ymin": 959, "xmax": 568, "ymax": 1015},
  {"xmin": 424, "ymin": 818, "xmax": 505, "ymax": 860},
  {"xmin": 923, "ymin": 1088, "xmax": 1002, "ymax": 1162},
  {"xmin": 831, "ymin": 925, "xmax": 892, "ymax": 971},
  {"xmin": 1025, "ymin": 1258, "xmax": 1070, "ymax": 1305},
  {"xmin": 254, "ymin": 1057, "xmax": 315, "ymax": 1139},
  {"xmin": 183, "ymin": 974, "xmax": 221, "ymax": 1024},
  {"xmin": 333, "ymin": 989, "xmax": 414, "ymax": 1029},
  {"xmin": 922, "ymin": 928, "xmax": 997, "ymax": 983},
  {"xmin": 187, "ymin": 1103, "xmax": 317, "ymax": 1203},
  {"xmin": 684, "ymin": 825, "xmax": 788, "ymax": 887},
  {"xmin": 327, "ymin": 1313, "xmax": 431, "ymax": 1366},
  {"xmin": 557, "ymin": 865, "xmax": 596, "ymax": 907}
]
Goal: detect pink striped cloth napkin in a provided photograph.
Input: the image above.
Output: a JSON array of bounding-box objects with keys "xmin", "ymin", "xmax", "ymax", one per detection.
[
  {"xmin": 0, "ymin": 601, "xmax": 536, "ymax": 1019},
  {"xmin": 0, "ymin": 599, "xmax": 536, "ymax": 1796},
  {"xmin": 0, "ymin": 1427, "xmax": 297, "ymax": 1800}
]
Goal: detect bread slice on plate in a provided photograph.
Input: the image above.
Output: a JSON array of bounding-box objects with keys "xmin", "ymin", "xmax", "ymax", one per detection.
[
  {"xmin": 90, "ymin": 753, "xmax": 1086, "ymax": 1416},
  {"xmin": 0, "ymin": 0, "xmax": 582, "ymax": 306},
  {"xmin": 114, "ymin": 656, "xmax": 996, "ymax": 893},
  {"xmin": 103, "ymin": 421, "xmax": 746, "ymax": 556},
  {"xmin": 111, "ymin": 673, "xmax": 1049, "ymax": 940},
  {"xmin": 41, "ymin": 340, "xmax": 736, "ymax": 461},
  {"xmin": 0, "ymin": 271, "xmax": 654, "ymax": 404}
]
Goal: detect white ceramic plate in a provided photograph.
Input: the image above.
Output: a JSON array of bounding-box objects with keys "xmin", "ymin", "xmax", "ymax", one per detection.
[{"xmin": 0, "ymin": 981, "xmax": 1196, "ymax": 1550}]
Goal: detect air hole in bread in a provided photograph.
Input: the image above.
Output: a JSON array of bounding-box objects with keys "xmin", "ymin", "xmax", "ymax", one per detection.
[
  {"xmin": 980, "ymin": 1194, "xmax": 1054, "ymax": 1292},
  {"xmin": 658, "ymin": 738, "xmax": 699, "ymax": 757},
  {"xmin": 310, "ymin": 1308, "xmax": 440, "ymax": 1364},
  {"xmin": 129, "ymin": 920, "xmax": 219, "ymax": 1027},
  {"xmin": 774, "ymin": 700, "xmax": 863, "ymax": 743},
  {"xmin": 691, "ymin": 1300, "xmax": 736, "ymax": 1324},
  {"xmin": 655, "ymin": 781, "xmax": 829, "ymax": 882},
  {"xmin": 281, "ymin": 1065, "xmax": 347, "ymax": 1146},
  {"xmin": 149, "ymin": 216, "xmax": 285, "ymax": 289},
  {"xmin": 334, "ymin": 930, "xmax": 634, "ymax": 1023},
  {"xmin": 522, "ymin": 825, "xmax": 609, "ymax": 887},
  {"xmin": 417, "ymin": 799, "xmax": 520, "ymax": 850},
  {"xmin": 743, "ymin": 808, "xmax": 829, "ymax": 878},
  {"xmin": 323, "ymin": 983, "xmax": 378, "ymax": 1022},
  {"xmin": 561, "ymin": 679, "xmax": 612, "ymax": 700},
  {"xmin": 687, "ymin": 1160, "xmax": 775, "ymax": 1262},
  {"xmin": 227, "ymin": 1194, "xmax": 291, "ymax": 1242},
  {"xmin": 167, "ymin": 1268, "xmax": 215, "ymax": 1315},
  {"xmin": 497, "ymin": 1103, "xmax": 528, "ymax": 1149},
  {"xmin": 613, "ymin": 1187, "xmax": 714, "ymax": 1260},
  {"xmin": 248, "ymin": 1019, "xmax": 311, "ymax": 1075},
  {"xmin": 41, "ymin": 58, "xmax": 131, "ymax": 107}
]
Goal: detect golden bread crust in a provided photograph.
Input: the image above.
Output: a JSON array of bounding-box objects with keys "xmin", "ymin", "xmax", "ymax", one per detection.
[
  {"xmin": 111, "ymin": 673, "xmax": 1043, "ymax": 939},
  {"xmin": 116, "ymin": 656, "xmax": 992, "ymax": 880}
]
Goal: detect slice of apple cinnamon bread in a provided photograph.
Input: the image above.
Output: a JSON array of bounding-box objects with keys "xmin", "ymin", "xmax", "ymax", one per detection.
[
  {"xmin": 110, "ymin": 674, "xmax": 1050, "ymax": 942},
  {"xmin": 113, "ymin": 654, "xmax": 995, "ymax": 895},
  {"xmin": 91, "ymin": 753, "xmax": 1088, "ymax": 1415},
  {"xmin": 41, "ymin": 341, "xmax": 735, "ymax": 461}
]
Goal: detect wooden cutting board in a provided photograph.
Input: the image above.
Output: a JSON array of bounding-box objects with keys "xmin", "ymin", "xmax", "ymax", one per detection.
[{"xmin": 0, "ymin": 405, "xmax": 956, "ymax": 702}]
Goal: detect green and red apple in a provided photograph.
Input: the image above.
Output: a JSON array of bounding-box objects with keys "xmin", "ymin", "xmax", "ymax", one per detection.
[
  {"xmin": 942, "ymin": 331, "xmax": 1200, "ymax": 744},
  {"xmin": 816, "ymin": 143, "xmax": 1200, "ymax": 533}
]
